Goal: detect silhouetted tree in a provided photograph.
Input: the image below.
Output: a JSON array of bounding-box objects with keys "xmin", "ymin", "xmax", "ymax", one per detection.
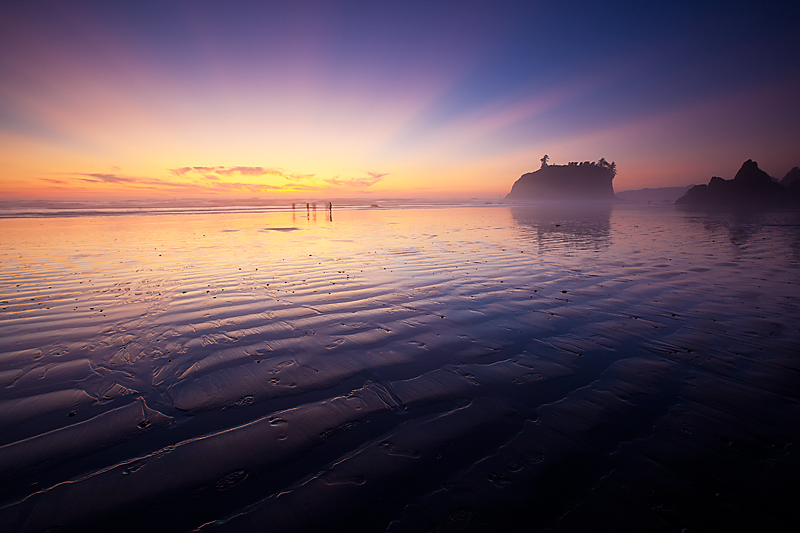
[
  {"xmin": 596, "ymin": 158, "xmax": 617, "ymax": 176},
  {"xmin": 540, "ymin": 154, "xmax": 549, "ymax": 168}
]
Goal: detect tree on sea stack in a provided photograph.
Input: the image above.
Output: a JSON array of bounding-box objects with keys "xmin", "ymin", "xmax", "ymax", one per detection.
[
  {"xmin": 540, "ymin": 154, "xmax": 549, "ymax": 168},
  {"xmin": 598, "ymin": 157, "xmax": 617, "ymax": 177}
]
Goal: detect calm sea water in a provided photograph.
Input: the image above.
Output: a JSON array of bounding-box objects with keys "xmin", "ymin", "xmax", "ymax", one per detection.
[{"xmin": 1, "ymin": 203, "xmax": 798, "ymax": 532}]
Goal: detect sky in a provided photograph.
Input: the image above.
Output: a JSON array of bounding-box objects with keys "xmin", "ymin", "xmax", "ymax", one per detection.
[{"xmin": 1, "ymin": 0, "xmax": 799, "ymax": 199}]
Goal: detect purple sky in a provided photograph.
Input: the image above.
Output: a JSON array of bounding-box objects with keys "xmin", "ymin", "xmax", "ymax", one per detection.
[{"xmin": 1, "ymin": 1, "xmax": 799, "ymax": 198}]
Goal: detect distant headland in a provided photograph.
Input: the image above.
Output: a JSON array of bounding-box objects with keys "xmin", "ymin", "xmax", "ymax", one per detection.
[
  {"xmin": 676, "ymin": 159, "xmax": 800, "ymax": 207},
  {"xmin": 506, "ymin": 155, "xmax": 617, "ymax": 201}
]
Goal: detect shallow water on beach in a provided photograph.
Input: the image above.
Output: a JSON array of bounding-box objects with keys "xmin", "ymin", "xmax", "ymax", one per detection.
[{"xmin": 1, "ymin": 204, "xmax": 799, "ymax": 532}]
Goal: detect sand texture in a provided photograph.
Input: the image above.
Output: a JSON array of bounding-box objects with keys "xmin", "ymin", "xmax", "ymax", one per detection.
[{"xmin": 0, "ymin": 204, "xmax": 798, "ymax": 532}]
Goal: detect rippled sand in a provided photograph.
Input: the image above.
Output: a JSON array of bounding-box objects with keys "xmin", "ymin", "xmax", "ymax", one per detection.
[{"xmin": 1, "ymin": 204, "xmax": 798, "ymax": 532}]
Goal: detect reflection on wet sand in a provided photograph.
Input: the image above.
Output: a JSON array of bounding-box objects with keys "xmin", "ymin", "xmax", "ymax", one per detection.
[
  {"xmin": 679, "ymin": 206, "xmax": 800, "ymax": 251},
  {"xmin": 510, "ymin": 204, "xmax": 611, "ymax": 250},
  {"xmin": 0, "ymin": 205, "xmax": 798, "ymax": 532}
]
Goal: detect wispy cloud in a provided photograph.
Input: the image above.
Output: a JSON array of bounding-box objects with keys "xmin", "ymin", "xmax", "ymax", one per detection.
[
  {"xmin": 324, "ymin": 174, "xmax": 386, "ymax": 188},
  {"xmin": 213, "ymin": 181, "xmax": 285, "ymax": 191},
  {"xmin": 76, "ymin": 173, "xmax": 138, "ymax": 183},
  {"xmin": 367, "ymin": 171, "xmax": 391, "ymax": 180},
  {"xmin": 48, "ymin": 166, "xmax": 390, "ymax": 196},
  {"xmin": 217, "ymin": 166, "xmax": 284, "ymax": 177},
  {"xmin": 169, "ymin": 167, "xmax": 193, "ymax": 176},
  {"xmin": 170, "ymin": 166, "xmax": 291, "ymax": 179},
  {"xmin": 172, "ymin": 165, "xmax": 388, "ymax": 191},
  {"xmin": 283, "ymin": 173, "xmax": 317, "ymax": 182},
  {"xmin": 59, "ymin": 172, "xmax": 215, "ymax": 192}
]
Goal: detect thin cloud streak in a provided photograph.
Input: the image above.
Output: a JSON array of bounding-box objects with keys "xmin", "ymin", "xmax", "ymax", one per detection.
[
  {"xmin": 324, "ymin": 176, "xmax": 385, "ymax": 188},
  {"xmin": 75, "ymin": 173, "xmax": 138, "ymax": 184},
  {"xmin": 45, "ymin": 166, "xmax": 390, "ymax": 197}
]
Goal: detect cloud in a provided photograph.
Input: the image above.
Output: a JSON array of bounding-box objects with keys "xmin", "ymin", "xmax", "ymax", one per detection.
[
  {"xmin": 284, "ymin": 173, "xmax": 316, "ymax": 182},
  {"xmin": 213, "ymin": 181, "xmax": 285, "ymax": 191},
  {"xmin": 170, "ymin": 166, "xmax": 290, "ymax": 179},
  {"xmin": 367, "ymin": 171, "xmax": 391, "ymax": 180},
  {"xmin": 64, "ymin": 172, "xmax": 197, "ymax": 191},
  {"xmin": 76, "ymin": 173, "xmax": 138, "ymax": 183},
  {"xmin": 50, "ymin": 165, "xmax": 390, "ymax": 196},
  {"xmin": 168, "ymin": 166, "xmax": 386, "ymax": 190},
  {"xmin": 324, "ymin": 173, "xmax": 387, "ymax": 188},
  {"xmin": 216, "ymin": 166, "xmax": 286, "ymax": 177},
  {"xmin": 167, "ymin": 165, "xmax": 362, "ymax": 190}
]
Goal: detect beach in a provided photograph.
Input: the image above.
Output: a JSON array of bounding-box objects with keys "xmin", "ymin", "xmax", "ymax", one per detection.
[{"xmin": 1, "ymin": 202, "xmax": 798, "ymax": 532}]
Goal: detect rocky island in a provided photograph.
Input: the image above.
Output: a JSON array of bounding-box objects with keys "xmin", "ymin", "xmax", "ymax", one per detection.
[
  {"xmin": 781, "ymin": 166, "xmax": 800, "ymax": 188},
  {"xmin": 506, "ymin": 156, "xmax": 617, "ymax": 201},
  {"xmin": 676, "ymin": 159, "xmax": 800, "ymax": 207}
]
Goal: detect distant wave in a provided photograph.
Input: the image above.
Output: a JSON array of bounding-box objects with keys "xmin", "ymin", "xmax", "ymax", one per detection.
[{"xmin": 0, "ymin": 198, "xmax": 505, "ymax": 219}]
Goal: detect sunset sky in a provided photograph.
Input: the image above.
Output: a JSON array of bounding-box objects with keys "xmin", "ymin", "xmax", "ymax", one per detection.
[{"xmin": 1, "ymin": 1, "xmax": 799, "ymax": 199}]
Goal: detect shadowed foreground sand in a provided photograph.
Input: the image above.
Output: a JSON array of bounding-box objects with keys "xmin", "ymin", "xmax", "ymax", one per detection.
[{"xmin": 0, "ymin": 204, "xmax": 798, "ymax": 532}]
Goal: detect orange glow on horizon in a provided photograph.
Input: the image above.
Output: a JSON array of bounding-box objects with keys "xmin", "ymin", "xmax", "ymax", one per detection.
[{"xmin": 2, "ymin": 50, "xmax": 797, "ymax": 201}]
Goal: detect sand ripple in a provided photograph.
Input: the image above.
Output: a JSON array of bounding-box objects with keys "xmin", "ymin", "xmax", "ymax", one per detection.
[{"xmin": 0, "ymin": 205, "xmax": 799, "ymax": 531}]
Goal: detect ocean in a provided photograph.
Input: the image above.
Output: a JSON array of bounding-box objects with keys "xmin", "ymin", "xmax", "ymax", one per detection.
[{"xmin": 1, "ymin": 201, "xmax": 798, "ymax": 532}]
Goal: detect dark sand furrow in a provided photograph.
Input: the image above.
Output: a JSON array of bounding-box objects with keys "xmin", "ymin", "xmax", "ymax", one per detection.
[
  {"xmin": 0, "ymin": 389, "xmax": 96, "ymax": 428},
  {"xmin": 1, "ymin": 356, "xmax": 580, "ymax": 520},
  {"xmin": 568, "ymin": 445, "xmax": 797, "ymax": 532},
  {"xmin": 389, "ymin": 356, "xmax": 573, "ymax": 408},
  {"xmin": 158, "ymin": 309, "xmax": 471, "ymax": 389},
  {"xmin": 385, "ymin": 357, "xmax": 675, "ymax": 532},
  {"xmin": 0, "ymin": 369, "xmax": 23, "ymax": 387},
  {"xmin": 174, "ymin": 317, "xmax": 296, "ymax": 338},
  {"xmin": 200, "ymin": 398, "xmax": 517, "ymax": 533},
  {"xmin": 585, "ymin": 402, "xmax": 800, "ymax": 532},
  {"xmin": 0, "ymin": 323, "xmax": 118, "ymax": 348},
  {"xmin": 580, "ymin": 319, "xmax": 670, "ymax": 343},
  {"xmin": 0, "ymin": 397, "xmax": 171, "ymax": 481},
  {"xmin": 0, "ymin": 385, "xmax": 393, "ymax": 533},
  {"xmin": 10, "ymin": 357, "xmax": 98, "ymax": 386},
  {"xmin": 168, "ymin": 349, "xmax": 416, "ymax": 412}
]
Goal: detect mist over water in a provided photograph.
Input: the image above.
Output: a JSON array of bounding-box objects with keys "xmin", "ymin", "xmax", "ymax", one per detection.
[
  {"xmin": 0, "ymin": 204, "xmax": 798, "ymax": 532},
  {"xmin": 0, "ymin": 198, "xmax": 502, "ymax": 219}
]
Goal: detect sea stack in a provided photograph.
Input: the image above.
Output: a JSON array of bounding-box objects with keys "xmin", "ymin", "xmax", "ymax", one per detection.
[
  {"xmin": 675, "ymin": 159, "xmax": 797, "ymax": 207},
  {"xmin": 506, "ymin": 156, "xmax": 617, "ymax": 201}
]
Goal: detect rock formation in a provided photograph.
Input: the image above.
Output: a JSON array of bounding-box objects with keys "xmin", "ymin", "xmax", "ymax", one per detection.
[
  {"xmin": 676, "ymin": 159, "xmax": 798, "ymax": 207},
  {"xmin": 506, "ymin": 158, "xmax": 617, "ymax": 201},
  {"xmin": 781, "ymin": 167, "xmax": 800, "ymax": 187}
]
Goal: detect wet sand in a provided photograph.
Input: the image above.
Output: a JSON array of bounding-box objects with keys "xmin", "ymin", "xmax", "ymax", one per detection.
[{"xmin": 0, "ymin": 204, "xmax": 798, "ymax": 532}]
